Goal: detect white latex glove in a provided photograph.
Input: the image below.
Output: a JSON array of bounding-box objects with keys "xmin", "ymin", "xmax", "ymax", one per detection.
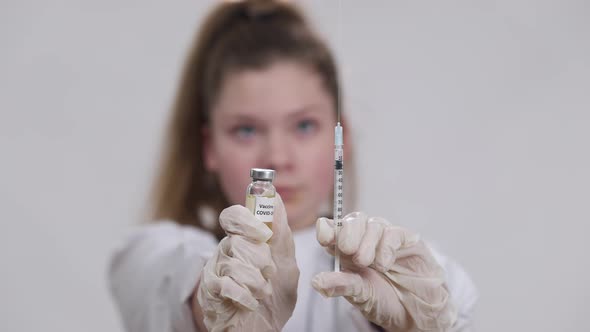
[
  {"xmin": 197, "ymin": 195, "xmax": 299, "ymax": 332},
  {"xmin": 313, "ymin": 212, "xmax": 457, "ymax": 331}
]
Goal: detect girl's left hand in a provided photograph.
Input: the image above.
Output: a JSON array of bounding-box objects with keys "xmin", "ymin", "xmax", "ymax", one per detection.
[{"xmin": 313, "ymin": 212, "xmax": 457, "ymax": 332}]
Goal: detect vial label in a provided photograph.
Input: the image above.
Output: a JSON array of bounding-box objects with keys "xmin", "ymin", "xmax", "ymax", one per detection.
[
  {"xmin": 246, "ymin": 194, "xmax": 274, "ymax": 233},
  {"xmin": 252, "ymin": 196, "xmax": 275, "ymax": 222}
]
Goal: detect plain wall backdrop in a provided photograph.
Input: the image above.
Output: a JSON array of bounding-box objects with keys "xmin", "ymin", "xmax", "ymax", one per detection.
[{"xmin": 1, "ymin": 1, "xmax": 589, "ymax": 331}]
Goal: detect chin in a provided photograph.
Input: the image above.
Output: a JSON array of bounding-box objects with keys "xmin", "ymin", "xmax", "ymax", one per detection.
[{"xmin": 284, "ymin": 202, "xmax": 317, "ymax": 230}]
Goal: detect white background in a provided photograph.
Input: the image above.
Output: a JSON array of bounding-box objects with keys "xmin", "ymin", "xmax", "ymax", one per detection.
[{"xmin": 1, "ymin": 1, "xmax": 589, "ymax": 331}]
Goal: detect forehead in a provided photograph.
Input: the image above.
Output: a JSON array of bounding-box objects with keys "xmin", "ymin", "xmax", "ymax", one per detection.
[{"xmin": 212, "ymin": 61, "xmax": 334, "ymax": 119}]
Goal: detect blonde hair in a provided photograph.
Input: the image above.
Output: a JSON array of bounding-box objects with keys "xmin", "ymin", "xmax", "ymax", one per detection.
[{"xmin": 150, "ymin": 0, "xmax": 342, "ymax": 240}]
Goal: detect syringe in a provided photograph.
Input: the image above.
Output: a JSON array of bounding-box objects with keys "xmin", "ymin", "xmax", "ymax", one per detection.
[{"xmin": 333, "ymin": 122, "xmax": 344, "ymax": 272}]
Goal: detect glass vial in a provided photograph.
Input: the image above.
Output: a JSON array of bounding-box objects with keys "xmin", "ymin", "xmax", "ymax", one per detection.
[{"xmin": 245, "ymin": 168, "xmax": 276, "ymax": 232}]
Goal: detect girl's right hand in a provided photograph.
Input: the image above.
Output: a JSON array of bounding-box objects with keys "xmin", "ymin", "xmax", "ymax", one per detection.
[{"xmin": 195, "ymin": 194, "xmax": 299, "ymax": 332}]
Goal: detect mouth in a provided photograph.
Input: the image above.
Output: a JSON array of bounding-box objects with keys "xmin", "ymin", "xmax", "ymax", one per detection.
[{"xmin": 275, "ymin": 186, "xmax": 299, "ymax": 201}]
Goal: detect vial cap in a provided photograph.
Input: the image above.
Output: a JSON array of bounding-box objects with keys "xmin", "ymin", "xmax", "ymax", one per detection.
[{"xmin": 250, "ymin": 168, "xmax": 275, "ymax": 181}]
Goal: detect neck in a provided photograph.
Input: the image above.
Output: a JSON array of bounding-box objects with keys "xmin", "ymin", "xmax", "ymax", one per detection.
[{"xmin": 288, "ymin": 211, "xmax": 318, "ymax": 232}]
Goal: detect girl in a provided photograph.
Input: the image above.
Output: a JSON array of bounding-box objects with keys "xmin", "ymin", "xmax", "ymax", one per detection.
[{"xmin": 109, "ymin": 1, "xmax": 477, "ymax": 331}]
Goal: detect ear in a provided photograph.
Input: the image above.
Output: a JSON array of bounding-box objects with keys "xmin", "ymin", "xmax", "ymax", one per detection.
[{"xmin": 202, "ymin": 125, "xmax": 219, "ymax": 172}]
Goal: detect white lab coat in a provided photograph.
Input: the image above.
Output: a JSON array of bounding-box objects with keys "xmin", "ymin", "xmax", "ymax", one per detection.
[{"xmin": 108, "ymin": 221, "xmax": 477, "ymax": 332}]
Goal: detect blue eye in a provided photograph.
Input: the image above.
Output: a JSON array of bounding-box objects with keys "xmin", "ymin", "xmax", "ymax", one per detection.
[
  {"xmin": 296, "ymin": 119, "xmax": 317, "ymax": 134},
  {"xmin": 233, "ymin": 125, "xmax": 256, "ymax": 139}
]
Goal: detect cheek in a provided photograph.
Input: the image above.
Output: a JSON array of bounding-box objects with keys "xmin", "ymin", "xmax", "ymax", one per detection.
[
  {"xmin": 304, "ymin": 143, "xmax": 335, "ymax": 197},
  {"xmin": 216, "ymin": 164, "xmax": 248, "ymax": 205},
  {"xmin": 213, "ymin": 142, "xmax": 257, "ymax": 205}
]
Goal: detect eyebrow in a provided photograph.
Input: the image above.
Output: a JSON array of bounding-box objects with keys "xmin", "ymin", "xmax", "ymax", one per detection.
[
  {"xmin": 224, "ymin": 104, "xmax": 325, "ymax": 121},
  {"xmin": 286, "ymin": 105, "xmax": 323, "ymax": 119}
]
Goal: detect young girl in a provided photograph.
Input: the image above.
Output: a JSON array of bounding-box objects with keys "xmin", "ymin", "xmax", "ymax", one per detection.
[{"xmin": 108, "ymin": 1, "xmax": 477, "ymax": 331}]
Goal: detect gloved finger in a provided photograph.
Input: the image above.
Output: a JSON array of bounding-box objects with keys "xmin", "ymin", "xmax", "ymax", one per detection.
[
  {"xmin": 217, "ymin": 255, "xmax": 273, "ymax": 299},
  {"xmin": 268, "ymin": 194, "xmax": 296, "ymax": 262},
  {"xmin": 219, "ymin": 205, "xmax": 273, "ymax": 243},
  {"xmin": 323, "ymin": 243, "xmax": 335, "ymax": 256},
  {"xmin": 338, "ymin": 212, "xmax": 368, "ymax": 255},
  {"xmin": 353, "ymin": 217, "xmax": 387, "ymax": 267},
  {"xmin": 390, "ymin": 242, "xmax": 442, "ymax": 277},
  {"xmin": 316, "ymin": 217, "xmax": 335, "ymax": 246},
  {"xmin": 311, "ymin": 271, "xmax": 369, "ymax": 303},
  {"xmin": 374, "ymin": 225, "xmax": 420, "ymax": 273},
  {"xmin": 220, "ymin": 236, "xmax": 276, "ymax": 278},
  {"xmin": 208, "ymin": 275, "xmax": 259, "ymax": 311}
]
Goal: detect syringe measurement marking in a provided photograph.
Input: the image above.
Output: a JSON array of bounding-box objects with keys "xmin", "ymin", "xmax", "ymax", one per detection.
[{"xmin": 334, "ymin": 152, "xmax": 343, "ymax": 272}]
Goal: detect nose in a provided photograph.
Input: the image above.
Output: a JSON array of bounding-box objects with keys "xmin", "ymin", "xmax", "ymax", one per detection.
[{"xmin": 263, "ymin": 129, "xmax": 294, "ymax": 172}]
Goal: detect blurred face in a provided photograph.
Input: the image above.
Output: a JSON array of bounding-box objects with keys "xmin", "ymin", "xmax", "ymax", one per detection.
[{"xmin": 204, "ymin": 61, "xmax": 336, "ymax": 231}]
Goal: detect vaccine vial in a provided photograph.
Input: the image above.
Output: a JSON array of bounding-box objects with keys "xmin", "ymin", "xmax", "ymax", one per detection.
[{"xmin": 245, "ymin": 168, "xmax": 276, "ymax": 232}]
